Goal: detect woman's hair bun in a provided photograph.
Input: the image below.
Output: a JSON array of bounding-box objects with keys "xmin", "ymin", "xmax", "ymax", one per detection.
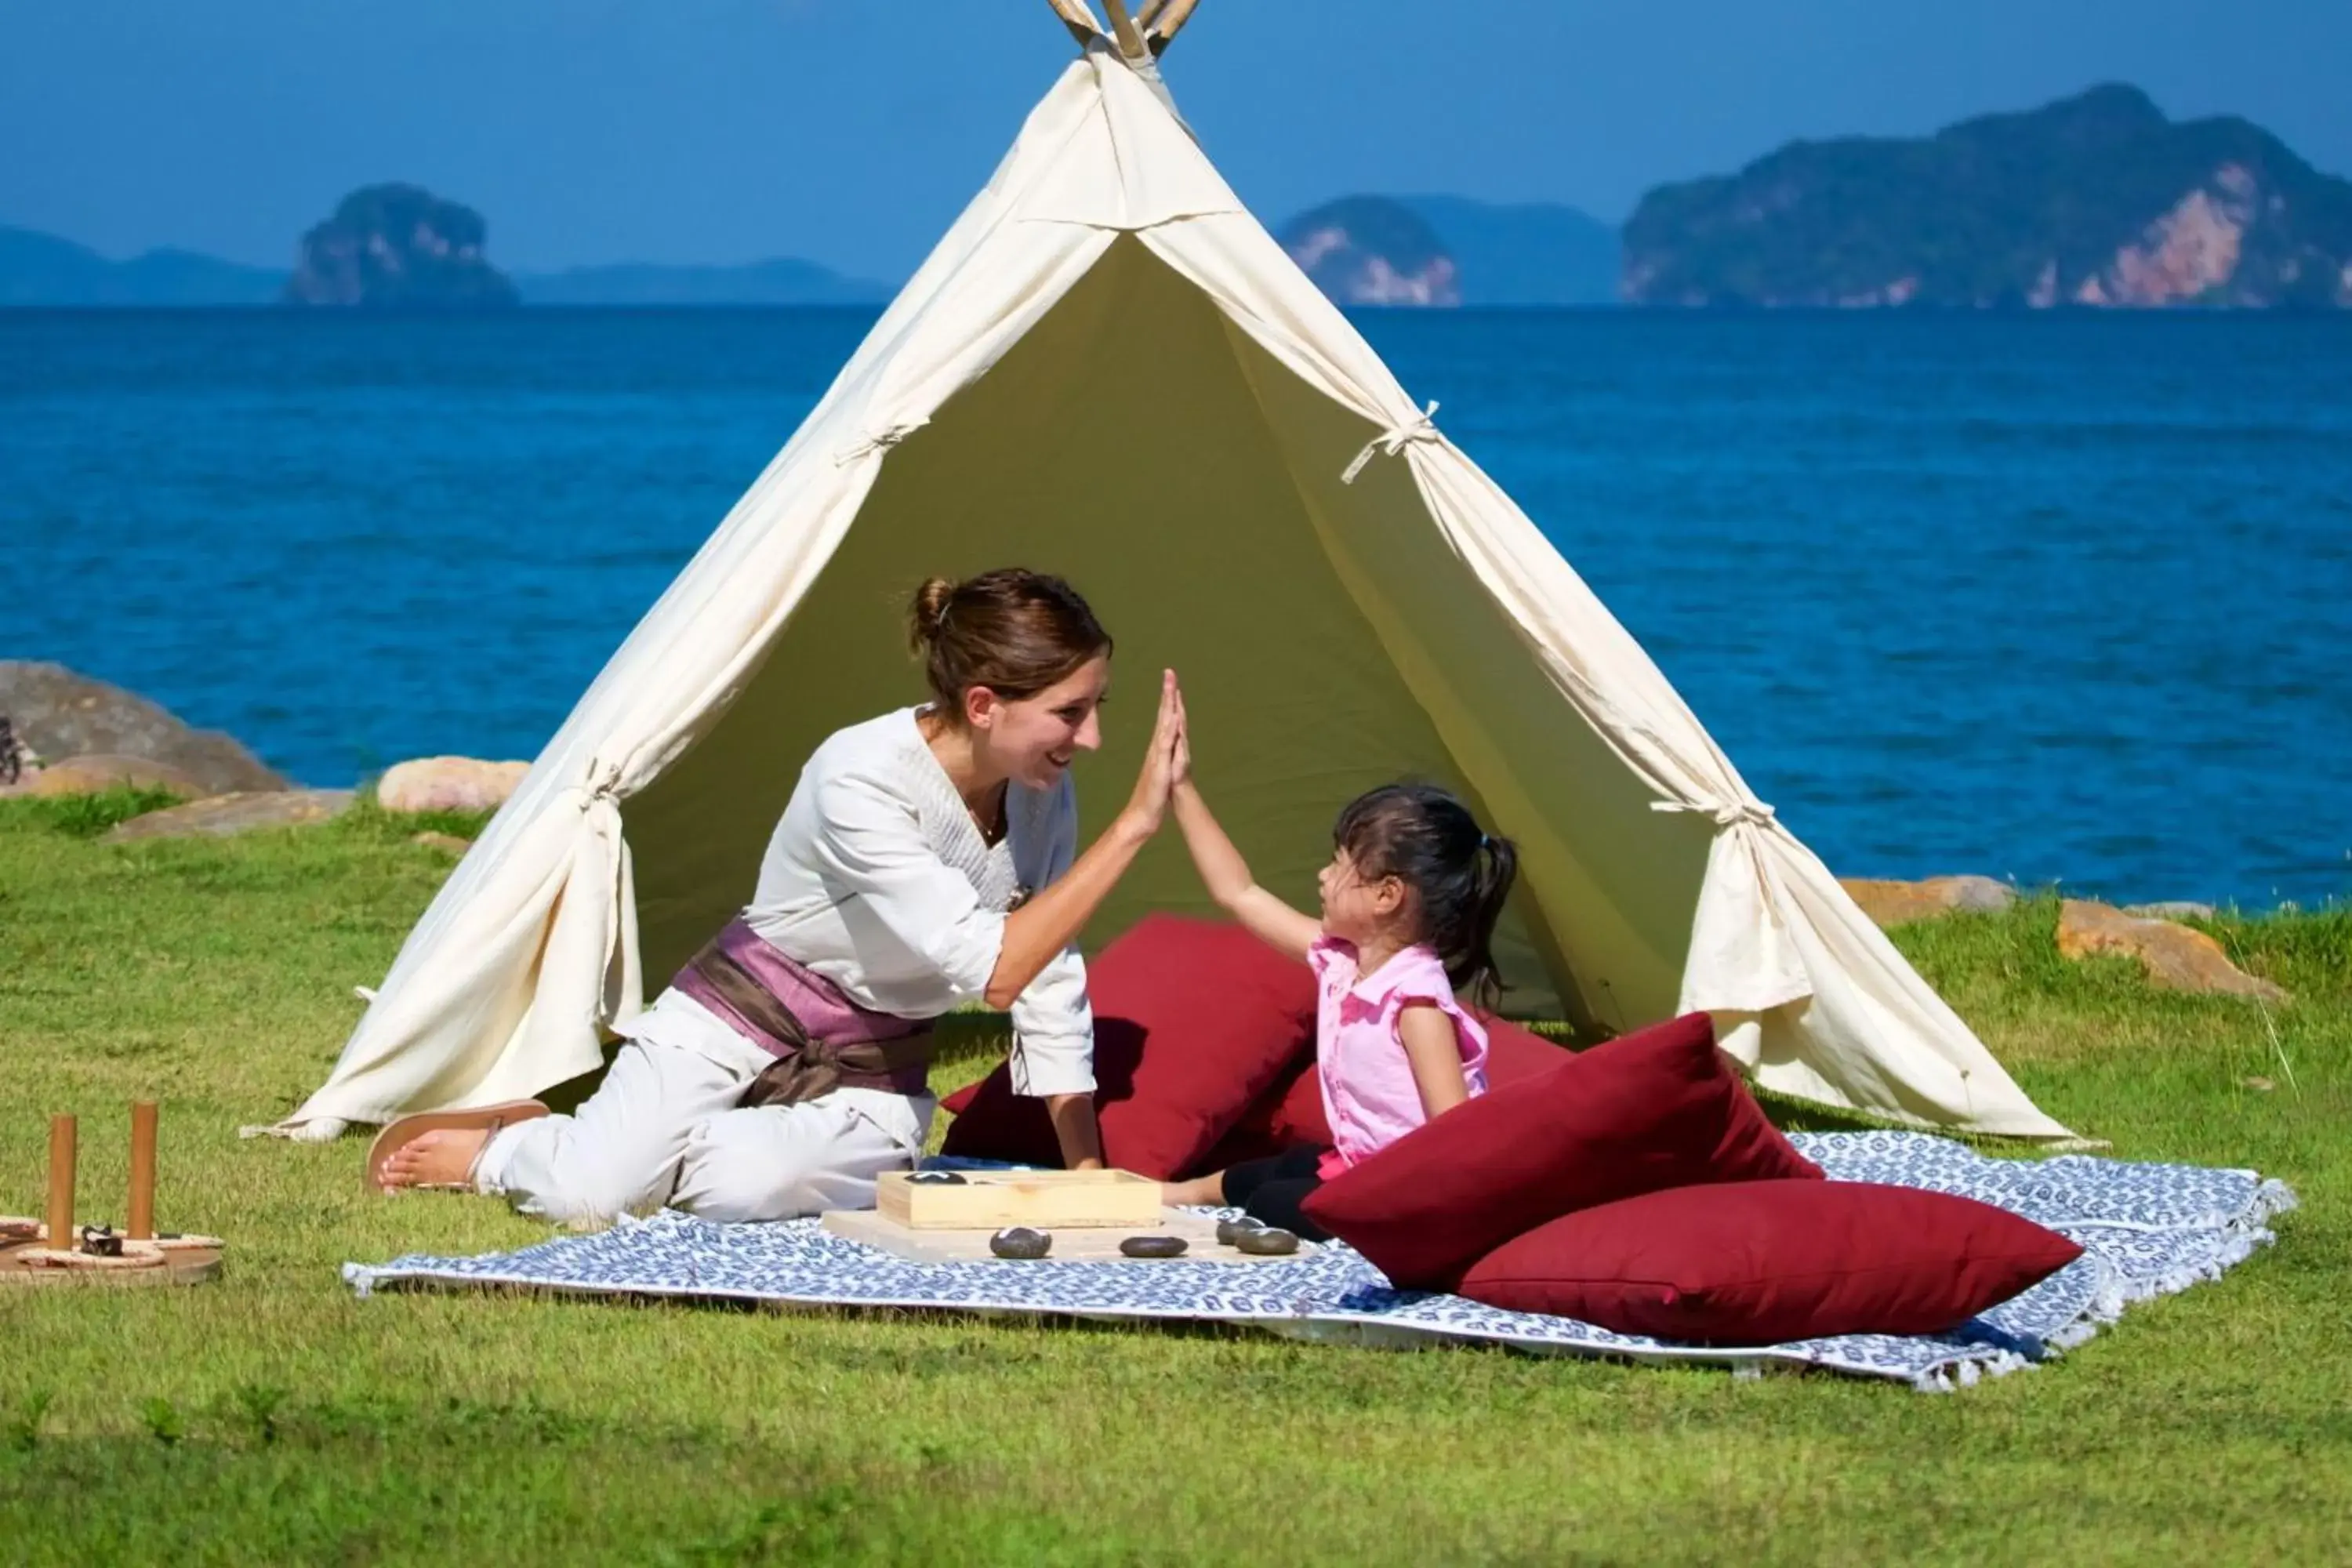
[
  {"xmin": 904, "ymin": 568, "xmax": 1113, "ymax": 715},
  {"xmin": 909, "ymin": 576, "xmax": 957, "ymax": 652}
]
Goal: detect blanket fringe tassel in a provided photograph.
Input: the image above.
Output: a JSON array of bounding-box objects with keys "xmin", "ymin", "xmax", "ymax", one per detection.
[{"xmin": 1911, "ymin": 1178, "xmax": 2297, "ymax": 1392}]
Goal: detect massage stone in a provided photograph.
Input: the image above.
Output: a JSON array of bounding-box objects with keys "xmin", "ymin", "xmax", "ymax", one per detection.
[
  {"xmin": 988, "ymin": 1226, "xmax": 1052, "ymax": 1259},
  {"xmin": 1232, "ymin": 1226, "xmax": 1299, "ymax": 1256},
  {"xmin": 907, "ymin": 1170, "xmax": 967, "ymax": 1185},
  {"xmin": 1119, "ymin": 1235, "xmax": 1188, "ymax": 1258},
  {"xmin": 1215, "ymin": 1216, "xmax": 1265, "ymax": 1247}
]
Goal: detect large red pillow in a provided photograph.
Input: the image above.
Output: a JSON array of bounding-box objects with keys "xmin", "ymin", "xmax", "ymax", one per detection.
[
  {"xmin": 1460, "ymin": 1181, "xmax": 2085, "ymax": 1345},
  {"xmin": 938, "ymin": 915, "xmax": 1316, "ymax": 1178},
  {"xmin": 1302, "ymin": 1012, "xmax": 1821, "ymax": 1289}
]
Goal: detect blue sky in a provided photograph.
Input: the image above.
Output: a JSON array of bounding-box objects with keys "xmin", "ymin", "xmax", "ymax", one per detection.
[{"xmin": 3, "ymin": 1, "xmax": 2346, "ymax": 279}]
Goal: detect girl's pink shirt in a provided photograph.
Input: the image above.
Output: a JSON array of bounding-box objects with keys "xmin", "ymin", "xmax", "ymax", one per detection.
[{"xmin": 1308, "ymin": 936, "xmax": 1490, "ymax": 1177}]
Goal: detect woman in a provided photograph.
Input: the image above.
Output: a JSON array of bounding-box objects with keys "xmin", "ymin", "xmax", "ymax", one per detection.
[{"xmin": 371, "ymin": 568, "xmax": 1181, "ymax": 1224}]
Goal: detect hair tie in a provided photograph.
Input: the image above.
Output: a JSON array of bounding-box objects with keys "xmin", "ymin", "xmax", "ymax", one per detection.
[{"xmin": 1478, "ymin": 833, "xmax": 1492, "ymax": 851}]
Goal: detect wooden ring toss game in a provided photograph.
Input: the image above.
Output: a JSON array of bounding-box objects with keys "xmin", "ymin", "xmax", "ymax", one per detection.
[{"xmin": 3, "ymin": 1103, "xmax": 224, "ymax": 1288}]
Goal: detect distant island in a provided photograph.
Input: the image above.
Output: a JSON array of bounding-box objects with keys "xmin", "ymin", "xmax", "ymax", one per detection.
[
  {"xmin": 282, "ymin": 185, "xmax": 518, "ymax": 310},
  {"xmin": 1279, "ymin": 197, "xmax": 1460, "ymax": 306},
  {"xmin": 0, "ymin": 183, "xmax": 888, "ymax": 309},
  {"xmin": 1275, "ymin": 194, "xmax": 1617, "ymax": 307},
  {"xmin": 0, "ymin": 227, "xmax": 281, "ymax": 306},
  {"xmin": 1624, "ymin": 83, "xmax": 2352, "ymax": 308}
]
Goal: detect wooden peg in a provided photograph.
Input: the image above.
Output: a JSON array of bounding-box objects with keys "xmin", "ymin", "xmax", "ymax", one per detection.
[
  {"xmin": 46, "ymin": 1114, "xmax": 76, "ymax": 1250},
  {"xmin": 128, "ymin": 1102, "xmax": 158, "ymax": 1240}
]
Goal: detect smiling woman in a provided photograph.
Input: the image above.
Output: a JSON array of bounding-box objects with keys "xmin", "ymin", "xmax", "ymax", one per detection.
[{"xmin": 368, "ymin": 568, "xmax": 1189, "ymax": 1225}]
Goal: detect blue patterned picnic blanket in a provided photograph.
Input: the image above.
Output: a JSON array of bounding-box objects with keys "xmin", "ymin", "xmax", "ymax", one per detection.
[{"xmin": 343, "ymin": 1131, "xmax": 2294, "ymax": 1390}]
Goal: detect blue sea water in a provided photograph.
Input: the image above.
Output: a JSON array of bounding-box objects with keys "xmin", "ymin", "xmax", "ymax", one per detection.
[{"xmin": 3, "ymin": 310, "xmax": 2348, "ymax": 909}]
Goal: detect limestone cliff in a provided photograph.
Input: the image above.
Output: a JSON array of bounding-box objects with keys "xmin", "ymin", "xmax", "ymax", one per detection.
[
  {"xmin": 1623, "ymin": 85, "xmax": 2352, "ymax": 309},
  {"xmin": 1277, "ymin": 196, "xmax": 1461, "ymax": 307},
  {"xmin": 281, "ymin": 184, "xmax": 518, "ymax": 310}
]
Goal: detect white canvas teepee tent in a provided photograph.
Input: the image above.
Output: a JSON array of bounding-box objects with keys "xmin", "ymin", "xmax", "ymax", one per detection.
[{"xmin": 273, "ymin": 10, "xmax": 2074, "ymax": 1144}]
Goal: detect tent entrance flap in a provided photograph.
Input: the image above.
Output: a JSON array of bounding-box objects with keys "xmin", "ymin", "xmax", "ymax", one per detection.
[{"xmin": 622, "ymin": 238, "xmax": 1685, "ymax": 1020}]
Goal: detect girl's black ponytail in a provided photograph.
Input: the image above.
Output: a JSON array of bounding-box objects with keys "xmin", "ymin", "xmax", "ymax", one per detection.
[
  {"xmin": 1330, "ymin": 782, "xmax": 1523, "ymax": 1014},
  {"xmin": 1454, "ymin": 831, "xmax": 1520, "ymax": 1016}
]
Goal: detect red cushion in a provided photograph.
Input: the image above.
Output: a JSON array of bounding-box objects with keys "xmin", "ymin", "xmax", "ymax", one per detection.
[
  {"xmin": 1460, "ymin": 1181, "xmax": 2085, "ymax": 1345},
  {"xmin": 1189, "ymin": 1113, "xmax": 1293, "ymax": 1175},
  {"xmin": 938, "ymin": 915, "xmax": 1316, "ymax": 1178},
  {"xmin": 1302, "ymin": 1013, "xmax": 1822, "ymax": 1289}
]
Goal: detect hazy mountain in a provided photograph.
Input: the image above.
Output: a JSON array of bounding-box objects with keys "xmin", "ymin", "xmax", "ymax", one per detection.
[
  {"xmin": 0, "ymin": 215, "xmax": 889, "ymax": 309},
  {"xmin": 1394, "ymin": 196, "xmax": 1619, "ymax": 305},
  {"xmin": 1276, "ymin": 194, "xmax": 1619, "ymax": 307},
  {"xmin": 0, "ymin": 226, "xmax": 281, "ymax": 306},
  {"xmin": 1623, "ymin": 84, "xmax": 2352, "ymax": 308},
  {"xmin": 516, "ymin": 257, "xmax": 890, "ymax": 306}
]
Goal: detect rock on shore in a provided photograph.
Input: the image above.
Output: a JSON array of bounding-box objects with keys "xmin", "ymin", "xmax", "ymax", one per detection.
[
  {"xmin": 1842, "ymin": 875, "xmax": 2287, "ymax": 1001},
  {"xmin": 376, "ymin": 757, "xmax": 528, "ymax": 815},
  {"xmin": 0, "ymin": 662, "xmax": 288, "ymax": 795},
  {"xmin": 1839, "ymin": 875, "xmax": 2017, "ymax": 927},
  {"xmin": 101, "ymin": 790, "xmax": 355, "ymax": 843},
  {"xmin": 2056, "ymin": 899, "xmax": 2288, "ymax": 1003},
  {"xmin": 19, "ymin": 753, "xmax": 218, "ymax": 798}
]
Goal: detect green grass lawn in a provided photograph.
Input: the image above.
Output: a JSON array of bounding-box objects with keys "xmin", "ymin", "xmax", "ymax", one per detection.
[{"xmin": 2, "ymin": 793, "xmax": 2345, "ymax": 1565}]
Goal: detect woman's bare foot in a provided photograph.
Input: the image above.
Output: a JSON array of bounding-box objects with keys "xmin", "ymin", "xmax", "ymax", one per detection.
[
  {"xmin": 376, "ymin": 1127, "xmax": 491, "ymax": 1191},
  {"xmin": 363, "ymin": 1100, "xmax": 546, "ymax": 1195},
  {"xmin": 1160, "ymin": 1174, "xmax": 1226, "ymax": 1207}
]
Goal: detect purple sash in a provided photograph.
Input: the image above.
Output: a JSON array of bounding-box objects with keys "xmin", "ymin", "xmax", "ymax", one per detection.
[{"xmin": 673, "ymin": 919, "xmax": 935, "ymax": 1104}]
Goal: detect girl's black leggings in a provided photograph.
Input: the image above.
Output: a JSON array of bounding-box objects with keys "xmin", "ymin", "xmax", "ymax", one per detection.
[{"xmin": 1218, "ymin": 1144, "xmax": 1334, "ymax": 1240}]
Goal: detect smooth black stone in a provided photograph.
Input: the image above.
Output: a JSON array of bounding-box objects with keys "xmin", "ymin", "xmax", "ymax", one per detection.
[
  {"xmin": 989, "ymin": 1227, "xmax": 1052, "ymax": 1259},
  {"xmin": 1233, "ymin": 1227, "xmax": 1299, "ymax": 1256},
  {"xmin": 907, "ymin": 1171, "xmax": 967, "ymax": 1185},
  {"xmin": 1119, "ymin": 1235, "xmax": 1189, "ymax": 1259},
  {"xmin": 1215, "ymin": 1217, "xmax": 1266, "ymax": 1247}
]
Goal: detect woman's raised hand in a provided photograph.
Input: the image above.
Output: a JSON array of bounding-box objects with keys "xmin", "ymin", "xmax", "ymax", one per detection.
[{"xmin": 1120, "ymin": 669, "xmax": 1186, "ymax": 836}]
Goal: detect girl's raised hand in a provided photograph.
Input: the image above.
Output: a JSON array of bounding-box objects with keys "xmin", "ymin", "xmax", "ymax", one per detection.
[{"xmin": 1169, "ymin": 677, "xmax": 1191, "ymax": 789}]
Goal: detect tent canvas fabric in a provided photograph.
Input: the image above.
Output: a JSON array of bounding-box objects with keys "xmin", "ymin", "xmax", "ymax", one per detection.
[{"xmin": 273, "ymin": 42, "xmax": 2073, "ymax": 1144}]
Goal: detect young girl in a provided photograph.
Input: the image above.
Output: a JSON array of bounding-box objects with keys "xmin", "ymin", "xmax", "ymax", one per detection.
[{"xmin": 1160, "ymin": 754, "xmax": 1520, "ymax": 1239}]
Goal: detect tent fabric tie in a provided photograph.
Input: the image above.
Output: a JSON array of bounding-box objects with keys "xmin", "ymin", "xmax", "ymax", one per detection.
[
  {"xmin": 1652, "ymin": 797, "xmax": 1777, "ymax": 831},
  {"xmin": 833, "ymin": 421, "xmax": 927, "ymax": 466},
  {"xmin": 575, "ymin": 762, "xmax": 625, "ymax": 811},
  {"xmin": 1341, "ymin": 401, "xmax": 1441, "ymax": 485}
]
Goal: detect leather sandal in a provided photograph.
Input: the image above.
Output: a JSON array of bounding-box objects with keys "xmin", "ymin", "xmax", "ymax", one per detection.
[{"xmin": 365, "ymin": 1100, "xmax": 550, "ymax": 1193}]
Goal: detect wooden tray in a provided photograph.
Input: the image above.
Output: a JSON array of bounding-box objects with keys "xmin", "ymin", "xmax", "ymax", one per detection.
[
  {"xmin": 877, "ymin": 1168, "xmax": 1163, "ymax": 1230},
  {"xmin": 824, "ymin": 1206, "xmax": 1316, "ymax": 1265},
  {"xmin": 0, "ymin": 1234, "xmax": 223, "ymax": 1288}
]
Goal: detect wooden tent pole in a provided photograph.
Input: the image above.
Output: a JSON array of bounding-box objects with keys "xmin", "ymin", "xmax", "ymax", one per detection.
[
  {"xmin": 128, "ymin": 1101, "xmax": 158, "ymax": 1240},
  {"xmin": 1044, "ymin": 0, "xmax": 1099, "ymax": 46},
  {"xmin": 1100, "ymin": 0, "xmax": 1149, "ymax": 60},
  {"xmin": 46, "ymin": 1114, "xmax": 76, "ymax": 1250},
  {"xmin": 1147, "ymin": 0, "xmax": 1200, "ymax": 54},
  {"xmin": 1138, "ymin": 0, "xmax": 1171, "ymax": 27}
]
